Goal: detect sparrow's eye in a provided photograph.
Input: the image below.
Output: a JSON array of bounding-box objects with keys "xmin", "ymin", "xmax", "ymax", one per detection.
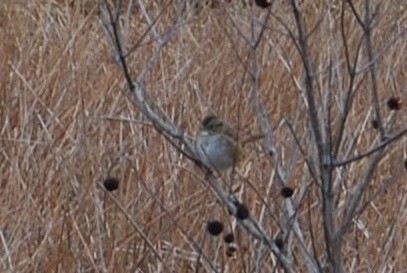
[{"xmin": 214, "ymin": 121, "xmax": 223, "ymax": 129}]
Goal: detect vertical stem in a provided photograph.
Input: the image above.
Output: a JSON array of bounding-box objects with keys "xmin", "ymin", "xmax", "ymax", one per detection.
[{"xmin": 290, "ymin": 0, "xmax": 343, "ymax": 271}]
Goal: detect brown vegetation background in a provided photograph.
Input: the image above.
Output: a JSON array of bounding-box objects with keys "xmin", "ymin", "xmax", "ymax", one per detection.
[{"xmin": 1, "ymin": 0, "xmax": 407, "ymax": 272}]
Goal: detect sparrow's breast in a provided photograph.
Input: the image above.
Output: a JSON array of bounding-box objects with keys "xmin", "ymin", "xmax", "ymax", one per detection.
[{"xmin": 196, "ymin": 133, "xmax": 235, "ymax": 170}]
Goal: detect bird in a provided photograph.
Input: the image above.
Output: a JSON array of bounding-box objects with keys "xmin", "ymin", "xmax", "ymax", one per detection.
[{"xmin": 195, "ymin": 115, "xmax": 240, "ymax": 171}]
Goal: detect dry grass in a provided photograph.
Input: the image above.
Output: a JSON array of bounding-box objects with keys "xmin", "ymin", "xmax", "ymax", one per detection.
[{"xmin": 1, "ymin": 0, "xmax": 407, "ymax": 272}]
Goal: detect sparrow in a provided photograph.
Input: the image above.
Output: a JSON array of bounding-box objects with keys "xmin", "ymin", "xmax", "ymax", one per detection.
[{"xmin": 195, "ymin": 115, "xmax": 240, "ymax": 171}]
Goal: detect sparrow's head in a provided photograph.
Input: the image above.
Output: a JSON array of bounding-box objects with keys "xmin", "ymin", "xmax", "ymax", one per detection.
[
  {"xmin": 201, "ymin": 115, "xmax": 224, "ymax": 132},
  {"xmin": 200, "ymin": 115, "xmax": 236, "ymax": 137}
]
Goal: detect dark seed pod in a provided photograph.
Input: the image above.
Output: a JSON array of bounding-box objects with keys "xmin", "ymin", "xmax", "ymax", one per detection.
[
  {"xmin": 223, "ymin": 233, "xmax": 235, "ymax": 244},
  {"xmin": 103, "ymin": 177, "xmax": 120, "ymax": 191},
  {"xmin": 387, "ymin": 97, "xmax": 402, "ymax": 110},
  {"xmin": 254, "ymin": 0, "xmax": 271, "ymax": 9},
  {"xmin": 281, "ymin": 187, "xmax": 294, "ymax": 198},
  {"xmin": 207, "ymin": 220, "xmax": 224, "ymax": 236},
  {"xmin": 236, "ymin": 203, "xmax": 249, "ymax": 220},
  {"xmin": 275, "ymin": 236, "xmax": 284, "ymax": 250},
  {"xmin": 371, "ymin": 119, "xmax": 379, "ymax": 129}
]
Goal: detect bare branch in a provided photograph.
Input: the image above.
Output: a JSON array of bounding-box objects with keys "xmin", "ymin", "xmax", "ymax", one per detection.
[{"xmin": 333, "ymin": 126, "xmax": 407, "ymax": 167}]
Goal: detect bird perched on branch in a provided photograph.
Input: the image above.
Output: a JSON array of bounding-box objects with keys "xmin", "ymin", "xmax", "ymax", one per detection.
[{"xmin": 195, "ymin": 115, "xmax": 242, "ymax": 172}]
